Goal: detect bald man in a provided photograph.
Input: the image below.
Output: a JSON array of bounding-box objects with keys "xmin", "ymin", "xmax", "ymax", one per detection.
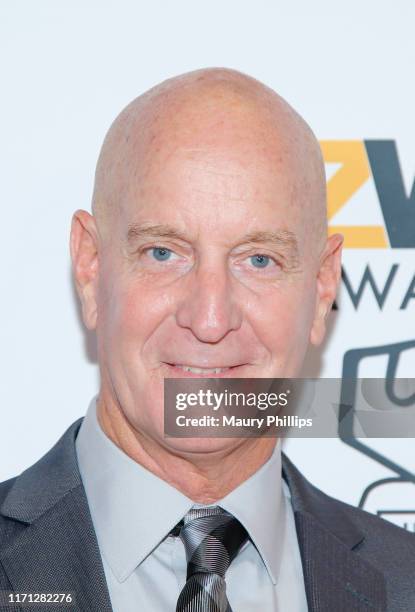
[{"xmin": 0, "ymin": 69, "xmax": 414, "ymax": 612}]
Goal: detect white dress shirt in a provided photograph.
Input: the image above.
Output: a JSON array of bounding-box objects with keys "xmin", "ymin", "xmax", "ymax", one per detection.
[{"xmin": 75, "ymin": 396, "xmax": 308, "ymax": 611}]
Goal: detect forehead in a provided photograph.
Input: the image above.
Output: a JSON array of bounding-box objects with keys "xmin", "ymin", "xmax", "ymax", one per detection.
[{"xmin": 119, "ymin": 140, "xmax": 306, "ymax": 243}]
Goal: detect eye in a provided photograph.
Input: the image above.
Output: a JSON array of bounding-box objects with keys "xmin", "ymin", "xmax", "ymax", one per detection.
[
  {"xmin": 249, "ymin": 254, "xmax": 272, "ymax": 268},
  {"xmin": 151, "ymin": 247, "xmax": 172, "ymax": 261}
]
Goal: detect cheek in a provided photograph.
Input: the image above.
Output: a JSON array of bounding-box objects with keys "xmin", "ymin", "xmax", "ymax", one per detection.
[
  {"xmin": 248, "ymin": 279, "xmax": 317, "ymax": 353},
  {"xmin": 97, "ymin": 273, "xmax": 173, "ymax": 353}
]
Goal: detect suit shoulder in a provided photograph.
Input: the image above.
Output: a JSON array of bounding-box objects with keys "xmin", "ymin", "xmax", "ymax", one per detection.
[
  {"xmin": 283, "ymin": 452, "xmax": 415, "ymax": 550},
  {"xmin": 0, "ymin": 419, "xmax": 84, "ymax": 534},
  {"xmin": 0, "ymin": 476, "xmax": 20, "ymax": 545},
  {"xmin": 0, "ymin": 477, "xmax": 17, "ymax": 508},
  {"xmin": 311, "ymin": 477, "xmax": 414, "ymax": 540},
  {"xmin": 283, "ymin": 452, "xmax": 415, "ymax": 579},
  {"xmin": 307, "ymin": 479, "xmax": 415, "ymax": 573}
]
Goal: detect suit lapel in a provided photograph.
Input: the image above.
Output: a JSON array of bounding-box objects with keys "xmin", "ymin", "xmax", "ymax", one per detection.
[
  {"xmin": 282, "ymin": 453, "xmax": 387, "ymax": 612},
  {"xmin": 294, "ymin": 510, "xmax": 386, "ymax": 611},
  {"xmin": 0, "ymin": 420, "xmax": 113, "ymax": 612}
]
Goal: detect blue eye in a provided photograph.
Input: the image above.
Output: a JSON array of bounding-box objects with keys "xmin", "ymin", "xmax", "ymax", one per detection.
[
  {"xmin": 250, "ymin": 254, "xmax": 270, "ymax": 268},
  {"xmin": 151, "ymin": 247, "xmax": 172, "ymax": 261}
]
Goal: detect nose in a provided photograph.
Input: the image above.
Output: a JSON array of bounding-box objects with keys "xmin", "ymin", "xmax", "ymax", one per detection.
[{"xmin": 175, "ymin": 260, "xmax": 243, "ymax": 343}]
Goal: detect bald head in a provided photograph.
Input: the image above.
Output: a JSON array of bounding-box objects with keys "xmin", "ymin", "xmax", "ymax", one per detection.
[{"xmin": 91, "ymin": 68, "xmax": 327, "ymax": 253}]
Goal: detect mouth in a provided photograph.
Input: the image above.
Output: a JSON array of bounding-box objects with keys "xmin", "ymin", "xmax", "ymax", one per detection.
[{"xmin": 163, "ymin": 363, "xmax": 246, "ymax": 378}]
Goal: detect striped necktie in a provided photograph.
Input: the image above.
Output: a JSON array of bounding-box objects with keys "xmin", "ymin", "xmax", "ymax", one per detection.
[{"xmin": 175, "ymin": 505, "xmax": 249, "ymax": 612}]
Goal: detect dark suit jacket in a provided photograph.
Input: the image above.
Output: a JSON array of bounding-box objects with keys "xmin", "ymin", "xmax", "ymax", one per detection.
[{"xmin": 0, "ymin": 419, "xmax": 414, "ymax": 612}]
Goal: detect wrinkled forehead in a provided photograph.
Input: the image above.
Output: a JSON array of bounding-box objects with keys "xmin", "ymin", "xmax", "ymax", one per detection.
[
  {"xmin": 119, "ymin": 112, "xmax": 319, "ymax": 242},
  {"xmin": 130, "ymin": 143, "xmax": 301, "ymax": 213}
]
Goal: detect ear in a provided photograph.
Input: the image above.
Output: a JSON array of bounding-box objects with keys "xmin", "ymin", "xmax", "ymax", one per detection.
[
  {"xmin": 70, "ymin": 210, "xmax": 99, "ymax": 330},
  {"xmin": 309, "ymin": 233, "xmax": 343, "ymax": 346}
]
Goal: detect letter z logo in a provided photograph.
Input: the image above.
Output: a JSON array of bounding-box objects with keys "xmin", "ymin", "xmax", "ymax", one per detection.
[{"xmin": 321, "ymin": 140, "xmax": 415, "ymax": 248}]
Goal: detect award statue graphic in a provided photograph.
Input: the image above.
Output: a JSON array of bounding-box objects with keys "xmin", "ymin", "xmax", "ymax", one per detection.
[{"xmin": 339, "ymin": 339, "xmax": 415, "ymax": 532}]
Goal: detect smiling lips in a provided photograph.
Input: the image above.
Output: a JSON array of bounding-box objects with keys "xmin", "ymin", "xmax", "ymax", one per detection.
[{"xmin": 166, "ymin": 363, "xmax": 243, "ymax": 377}]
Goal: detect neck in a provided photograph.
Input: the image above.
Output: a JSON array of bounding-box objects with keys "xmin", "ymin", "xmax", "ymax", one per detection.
[{"xmin": 96, "ymin": 394, "xmax": 277, "ymax": 504}]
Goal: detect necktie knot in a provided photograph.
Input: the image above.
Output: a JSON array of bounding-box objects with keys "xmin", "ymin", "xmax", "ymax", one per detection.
[
  {"xmin": 179, "ymin": 506, "xmax": 248, "ymax": 579},
  {"xmin": 175, "ymin": 506, "xmax": 249, "ymax": 611}
]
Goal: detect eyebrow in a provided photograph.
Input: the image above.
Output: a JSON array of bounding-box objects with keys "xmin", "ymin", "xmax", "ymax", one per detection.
[
  {"xmin": 126, "ymin": 223, "xmax": 189, "ymax": 244},
  {"xmin": 241, "ymin": 230, "xmax": 299, "ymax": 251},
  {"xmin": 126, "ymin": 223, "xmax": 300, "ymax": 263}
]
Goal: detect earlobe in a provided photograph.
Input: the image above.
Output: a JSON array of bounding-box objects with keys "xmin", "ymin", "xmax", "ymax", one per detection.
[
  {"xmin": 310, "ymin": 304, "xmax": 327, "ymax": 347},
  {"xmin": 309, "ymin": 233, "xmax": 343, "ymax": 347},
  {"xmin": 70, "ymin": 210, "xmax": 99, "ymax": 330}
]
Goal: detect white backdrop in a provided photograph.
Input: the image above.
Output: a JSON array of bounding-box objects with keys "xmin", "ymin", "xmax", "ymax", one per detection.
[{"xmin": 1, "ymin": 1, "xmax": 414, "ymax": 530}]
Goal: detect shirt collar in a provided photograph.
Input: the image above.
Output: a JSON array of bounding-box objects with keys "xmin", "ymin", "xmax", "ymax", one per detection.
[
  {"xmin": 76, "ymin": 396, "xmax": 285, "ymax": 585},
  {"xmin": 76, "ymin": 397, "xmax": 194, "ymax": 582},
  {"xmin": 216, "ymin": 438, "xmax": 285, "ymax": 585}
]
